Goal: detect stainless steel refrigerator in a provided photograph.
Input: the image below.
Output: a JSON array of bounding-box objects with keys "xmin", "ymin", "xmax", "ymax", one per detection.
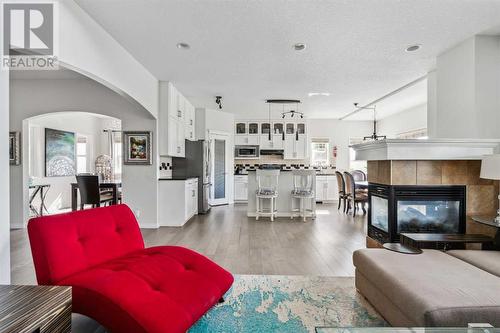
[{"xmin": 172, "ymin": 140, "xmax": 212, "ymax": 214}]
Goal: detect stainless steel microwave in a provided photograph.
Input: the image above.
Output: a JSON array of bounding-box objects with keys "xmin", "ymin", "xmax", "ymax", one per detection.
[{"xmin": 235, "ymin": 145, "xmax": 259, "ymax": 158}]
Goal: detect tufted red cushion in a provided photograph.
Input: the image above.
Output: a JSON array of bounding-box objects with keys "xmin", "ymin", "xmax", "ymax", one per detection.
[
  {"xmin": 28, "ymin": 205, "xmax": 234, "ymax": 333},
  {"xmin": 28, "ymin": 204, "xmax": 144, "ymax": 285}
]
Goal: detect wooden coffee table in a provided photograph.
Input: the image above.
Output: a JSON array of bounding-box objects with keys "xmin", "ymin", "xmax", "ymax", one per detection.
[{"xmin": 400, "ymin": 233, "xmax": 495, "ymax": 251}]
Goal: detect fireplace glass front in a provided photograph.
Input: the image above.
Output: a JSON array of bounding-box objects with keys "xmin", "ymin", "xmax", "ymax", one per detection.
[
  {"xmin": 371, "ymin": 195, "xmax": 389, "ymax": 232},
  {"xmin": 397, "ymin": 200, "xmax": 461, "ymax": 234}
]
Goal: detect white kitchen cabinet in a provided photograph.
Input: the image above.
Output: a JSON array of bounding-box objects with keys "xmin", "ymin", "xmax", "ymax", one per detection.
[
  {"xmin": 235, "ymin": 135, "xmax": 260, "ymax": 146},
  {"xmin": 284, "ymin": 134, "xmax": 307, "ymax": 159},
  {"xmin": 272, "ymin": 134, "xmax": 284, "ymax": 149},
  {"xmin": 184, "ymin": 178, "xmax": 198, "ymax": 220},
  {"xmin": 159, "ymin": 82, "xmax": 192, "ymax": 157},
  {"xmin": 260, "ymin": 135, "xmax": 274, "ymax": 149},
  {"xmin": 234, "ymin": 175, "xmax": 248, "ymax": 202},
  {"xmin": 159, "ymin": 178, "xmax": 198, "ymax": 227},
  {"xmin": 184, "ymin": 101, "xmax": 196, "ymax": 141},
  {"xmin": 316, "ymin": 175, "xmax": 337, "ymax": 202}
]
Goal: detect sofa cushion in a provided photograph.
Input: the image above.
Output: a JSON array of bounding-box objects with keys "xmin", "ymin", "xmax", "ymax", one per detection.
[
  {"xmin": 353, "ymin": 249, "xmax": 500, "ymax": 326},
  {"xmin": 28, "ymin": 204, "xmax": 144, "ymax": 285},
  {"xmin": 447, "ymin": 250, "xmax": 500, "ymax": 278},
  {"xmin": 59, "ymin": 246, "xmax": 234, "ymax": 333}
]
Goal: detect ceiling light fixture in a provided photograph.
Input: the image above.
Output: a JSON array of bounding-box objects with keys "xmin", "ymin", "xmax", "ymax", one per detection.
[
  {"xmin": 353, "ymin": 103, "xmax": 386, "ymax": 141},
  {"xmin": 405, "ymin": 44, "xmax": 421, "ymax": 52},
  {"xmin": 176, "ymin": 42, "xmax": 190, "ymax": 50},
  {"xmin": 308, "ymin": 92, "xmax": 331, "ymax": 97},
  {"xmin": 293, "ymin": 43, "xmax": 306, "ymax": 51}
]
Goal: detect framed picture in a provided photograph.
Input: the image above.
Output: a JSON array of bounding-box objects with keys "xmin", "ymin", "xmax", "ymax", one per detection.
[
  {"xmin": 9, "ymin": 132, "xmax": 21, "ymax": 165},
  {"xmin": 45, "ymin": 128, "xmax": 76, "ymax": 177},
  {"xmin": 123, "ymin": 131, "xmax": 152, "ymax": 165}
]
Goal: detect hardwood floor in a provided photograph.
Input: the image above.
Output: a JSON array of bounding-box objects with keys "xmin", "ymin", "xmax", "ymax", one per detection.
[{"xmin": 11, "ymin": 203, "xmax": 368, "ymax": 285}]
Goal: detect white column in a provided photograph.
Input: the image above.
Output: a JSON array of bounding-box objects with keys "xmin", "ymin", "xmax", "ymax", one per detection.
[
  {"xmin": 0, "ymin": 67, "xmax": 11, "ymax": 284},
  {"xmin": 431, "ymin": 35, "xmax": 500, "ymax": 139}
]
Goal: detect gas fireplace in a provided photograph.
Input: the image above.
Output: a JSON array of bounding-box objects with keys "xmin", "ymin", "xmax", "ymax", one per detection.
[{"xmin": 368, "ymin": 184, "xmax": 466, "ymax": 244}]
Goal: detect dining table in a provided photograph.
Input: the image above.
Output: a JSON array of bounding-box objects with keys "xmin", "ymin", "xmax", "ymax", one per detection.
[
  {"xmin": 354, "ymin": 180, "xmax": 369, "ymax": 190},
  {"xmin": 71, "ymin": 181, "xmax": 122, "ymax": 211}
]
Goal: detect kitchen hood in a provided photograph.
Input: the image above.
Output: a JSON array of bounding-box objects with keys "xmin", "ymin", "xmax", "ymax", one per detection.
[{"xmin": 259, "ymin": 149, "xmax": 284, "ymax": 156}]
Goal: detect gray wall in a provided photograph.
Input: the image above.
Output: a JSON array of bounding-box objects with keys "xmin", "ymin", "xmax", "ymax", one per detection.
[{"xmin": 10, "ymin": 76, "xmax": 159, "ymax": 229}]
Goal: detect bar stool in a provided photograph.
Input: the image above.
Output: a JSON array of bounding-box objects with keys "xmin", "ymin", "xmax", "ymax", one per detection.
[
  {"xmin": 291, "ymin": 170, "xmax": 316, "ymax": 221},
  {"xmin": 255, "ymin": 169, "xmax": 280, "ymax": 221}
]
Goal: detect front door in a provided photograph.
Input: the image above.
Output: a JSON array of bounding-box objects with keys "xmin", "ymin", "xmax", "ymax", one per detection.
[{"xmin": 209, "ymin": 132, "xmax": 229, "ymax": 206}]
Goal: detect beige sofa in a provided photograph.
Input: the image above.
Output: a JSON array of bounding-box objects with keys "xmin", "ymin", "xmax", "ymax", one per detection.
[{"xmin": 353, "ymin": 249, "xmax": 500, "ymax": 327}]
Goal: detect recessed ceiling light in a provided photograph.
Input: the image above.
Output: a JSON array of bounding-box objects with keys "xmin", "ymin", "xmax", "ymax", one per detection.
[
  {"xmin": 294, "ymin": 43, "xmax": 306, "ymax": 51},
  {"xmin": 308, "ymin": 92, "xmax": 330, "ymax": 97},
  {"xmin": 405, "ymin": 44, "xmax": 421, "ymax": 52},
  {"xmin": 176, "ymin": 42, "xmax": 190, "ymax": 50}
]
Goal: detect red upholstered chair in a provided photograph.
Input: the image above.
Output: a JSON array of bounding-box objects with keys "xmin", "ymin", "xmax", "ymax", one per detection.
[{"xmin": 28, "ymin": 204, "xmax": 234, "ymax": 333}]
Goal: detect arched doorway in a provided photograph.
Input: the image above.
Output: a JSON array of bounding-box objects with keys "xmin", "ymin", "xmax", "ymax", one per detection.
[{"xmin": 21, "ymin": 112, "xmax": 122, "ymax": 224}]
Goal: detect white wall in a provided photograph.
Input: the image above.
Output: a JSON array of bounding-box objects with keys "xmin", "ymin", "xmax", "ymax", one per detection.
[
  {"xmin": 58, "ymin": 0, "xmax": 159, "ymax": 117},
  {"xmin": 10, "ymin": 76, "xmax": 158, "ymax": 229},
  {"xmin": 303, "ymin": 119, "xmax": 373, "ymax": 171},
  {"xmin": 27, "ymin": 113, "xmax": 118, "ymax": 214},
  {"xmin": 1, "ymin": 69, "xmax": 10, "ymax": 284},
  {"xmin": 377, "ymin": 104, "xmax": 427, "ymax": 138},
  {"xmin": 430, "ymin": 35, "xmax": 500, "ymax": 139}
]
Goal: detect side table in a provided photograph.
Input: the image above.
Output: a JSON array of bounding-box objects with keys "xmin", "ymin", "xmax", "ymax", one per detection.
[{"xmin": 0, "ymin": 285, "xmax": 72, "ymax": 333}]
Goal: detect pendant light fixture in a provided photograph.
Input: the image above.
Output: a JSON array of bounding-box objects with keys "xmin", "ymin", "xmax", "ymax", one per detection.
[{"xmin": 353, "ymin": 103, "xmax": 386, "ymax": 141}]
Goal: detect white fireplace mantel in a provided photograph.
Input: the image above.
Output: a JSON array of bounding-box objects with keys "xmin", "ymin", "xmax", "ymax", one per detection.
[{"xmin": 352, "ymin": 139, "xmax": 500, "ymax": 161}]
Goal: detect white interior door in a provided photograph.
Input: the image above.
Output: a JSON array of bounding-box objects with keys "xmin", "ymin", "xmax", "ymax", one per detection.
[{"xmin": 209, "ymin": 132, "xmax": 230, "ymax": 206}]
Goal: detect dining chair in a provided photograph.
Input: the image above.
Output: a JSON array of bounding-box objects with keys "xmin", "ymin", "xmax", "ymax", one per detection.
[
  {"xmin": 76, "ymin": 175, "xmax": 114, "ymax": 210},
  {"xmin": 343, "ymin": 171, "xmax": 368, "ymax": 217},
  {"xmin": 351, "ymin": 170, "xmax": 367, "ymax": 182},
  {"xmin": 335, "ymin": 171, "xmax": 348, "ymax": 213}
]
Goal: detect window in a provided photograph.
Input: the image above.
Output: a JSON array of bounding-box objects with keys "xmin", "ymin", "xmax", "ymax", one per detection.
[
  {"xmin": 311, "ymin": 139, "xmax": 330, "ymax": 166},
  {"xmin": 76, "ymin": 136, "xmax": 88, "ymax": 174},
  {"xmin": 112, "ymin": 132, "xmax": 122, "ymax": 181}
]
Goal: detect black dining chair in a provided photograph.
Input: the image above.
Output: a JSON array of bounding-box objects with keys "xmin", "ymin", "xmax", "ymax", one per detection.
[
  {"xmin": 344, "ymin": 171, "xmax": 368, "ymax": 217},
  {"xmin": 76, "ymin": 175, "xmax": 113, "ymax": 210},
  {"xmin": 335, "ymin": 171, "xmax": 348, "ymax": 213}
]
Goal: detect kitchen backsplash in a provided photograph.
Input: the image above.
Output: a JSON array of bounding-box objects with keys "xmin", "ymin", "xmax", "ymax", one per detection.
[
  {"xmin": 235, "ymin": 162, "xmax": 336, "ymax": 173},
  {"xmin": 159, "ymin": 156, "xmax": 173, "ymax": 178}
]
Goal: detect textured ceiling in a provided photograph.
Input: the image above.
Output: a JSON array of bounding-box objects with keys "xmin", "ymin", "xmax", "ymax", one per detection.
[{"xmin": 75, "ymin": 0, "xmax": 500, "ymax": 119}]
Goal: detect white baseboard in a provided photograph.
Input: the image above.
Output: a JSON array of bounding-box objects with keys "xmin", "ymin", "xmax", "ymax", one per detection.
[{"xmin": 138, "ymin": 219, "xmax": 159, "ymax": 229}]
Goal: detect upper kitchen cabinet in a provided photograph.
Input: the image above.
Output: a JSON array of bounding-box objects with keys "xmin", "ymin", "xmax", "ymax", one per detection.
[
  {"xmin": 159, "ymin": 82, "xmax": 196, "ymax": 157},
  {"xmin": 248, "ymin": 122, "xmax": 259, "ymax": 135},
  {"xmin": 235, "ymin": 122, "xmax": 247, "ymax": 135},
  {"xmin": 184, "ymin": 100, "xmax": 196, "ymax": 141}
]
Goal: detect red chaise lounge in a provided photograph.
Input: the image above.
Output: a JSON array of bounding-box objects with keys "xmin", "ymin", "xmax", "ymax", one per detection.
[{"xmin": 28, "ymin": 204, "xmax": 234, "ymax": 333}]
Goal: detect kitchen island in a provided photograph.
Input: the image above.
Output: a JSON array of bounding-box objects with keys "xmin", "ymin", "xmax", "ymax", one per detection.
[{"xmin": 246, "ymin": 170, "xmax": 316, "ymax": 218}]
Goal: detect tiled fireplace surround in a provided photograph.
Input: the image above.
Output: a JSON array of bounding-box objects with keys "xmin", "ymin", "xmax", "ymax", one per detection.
[{"xmin": 367, "ymin": 160, "xmax": 500, "ymax": 246}]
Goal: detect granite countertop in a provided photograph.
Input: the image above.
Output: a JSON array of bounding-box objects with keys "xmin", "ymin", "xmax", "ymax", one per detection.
[{"xmin": 158, "ymin": 176, "xmax": 198, "ymax": 181}]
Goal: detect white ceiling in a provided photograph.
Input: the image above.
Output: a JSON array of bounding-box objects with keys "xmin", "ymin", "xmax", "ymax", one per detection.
[{"xmin": 75, "ymin": 0, "xmax": 500, "ymax": 120}]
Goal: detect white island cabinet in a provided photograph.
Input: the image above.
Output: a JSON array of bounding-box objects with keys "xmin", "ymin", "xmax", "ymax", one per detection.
[
  {"xmin": 316, "ymin": 175, "xmax": 338, "ymax": 202},
  {"xmin": 246, "ymin": 171, "xmax": 316, "ymax": 218},
  {"xmin": 158, "ymin": 178, "xmax": 198, "ymax": 226},
  {"xmin": 234, "ymin": 175, "xmax": 249, "ymax": 202}
]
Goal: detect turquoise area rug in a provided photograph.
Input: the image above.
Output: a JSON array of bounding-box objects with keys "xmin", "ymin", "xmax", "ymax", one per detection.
[{"xmin": 190, "ymin": 275, "xmax": 386, "ymax": 333}]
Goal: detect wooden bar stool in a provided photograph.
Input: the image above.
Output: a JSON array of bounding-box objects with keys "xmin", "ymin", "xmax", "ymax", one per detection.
[
  {"xmin": 255, "ymin": 169, "xmax": 280, "ymax": 221},
  {"xmin": 291, "ymin": 170, "xmax": 316, "ymax": 221}
]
